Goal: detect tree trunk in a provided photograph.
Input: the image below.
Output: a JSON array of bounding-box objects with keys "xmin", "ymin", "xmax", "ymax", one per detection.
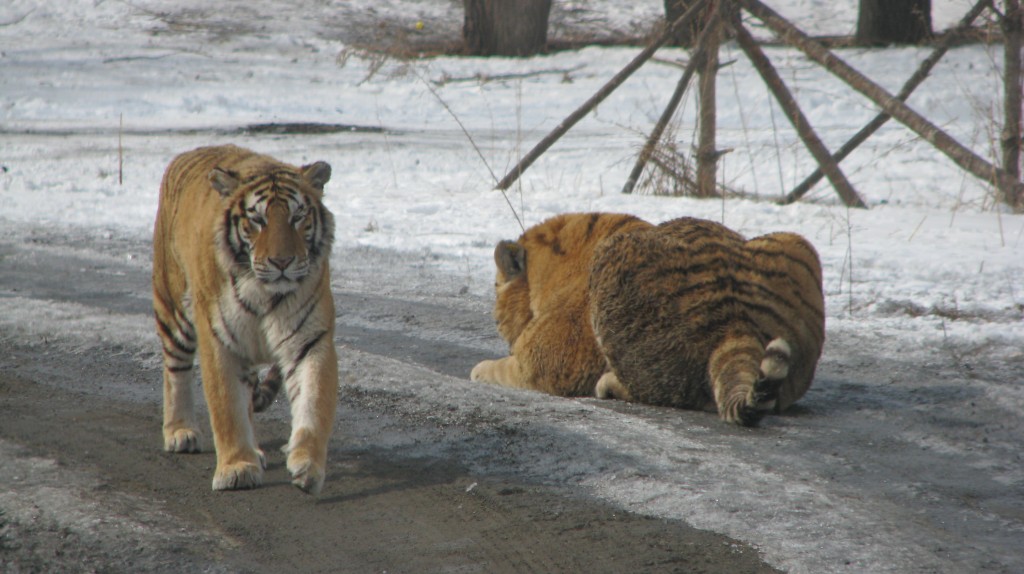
[
  {"xmin": 463, "ymin": 0, "xmax": 552, "ymax": 57},
  {"xmin": 664, "ymin": 0, "xmax": 705, "ymax": 47},
  {"xmin": 856, "ymin": 0, "xmax": 932, "ymax": 46}
]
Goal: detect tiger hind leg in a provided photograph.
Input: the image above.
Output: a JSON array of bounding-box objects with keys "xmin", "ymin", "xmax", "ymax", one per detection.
[
  {"xmin": 711, "ymin": 337, "xmax": 791, "ymax": 426},
  {"xmin": 157, "ymin": 309, "xmax": 202, "ymax": 453},
  {"xmin": 162, "ymin": 365, "xmax": 202, "ymax": 453}
]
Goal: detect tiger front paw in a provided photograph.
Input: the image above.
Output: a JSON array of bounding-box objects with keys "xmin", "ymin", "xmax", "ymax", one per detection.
[
  {"xmin": 163, "ymin": 426, "xmax": 202, "ymax": 453},
  {"xmin": 470, "ymin": 360, "xmax": 494, "ymax": 382},
  {"xmin": 212, "ymin": 458, "xmax": 264, "ymax": 491}
]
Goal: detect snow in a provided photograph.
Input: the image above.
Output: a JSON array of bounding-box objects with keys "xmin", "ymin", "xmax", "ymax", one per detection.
[{"xmin": 1, "ymin": 1, "xmax": 1022, "ymax": 572}]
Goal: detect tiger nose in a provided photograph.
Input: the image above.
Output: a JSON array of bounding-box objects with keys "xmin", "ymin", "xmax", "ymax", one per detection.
[{"xmin": 268, "ymin": 256, "xmax": 294, "ymax": 270}]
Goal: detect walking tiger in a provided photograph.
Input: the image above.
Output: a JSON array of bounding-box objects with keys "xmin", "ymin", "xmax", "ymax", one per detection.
[{"xmin": 153, "ymin": 145, "xmax": 338, "ymax": 493}]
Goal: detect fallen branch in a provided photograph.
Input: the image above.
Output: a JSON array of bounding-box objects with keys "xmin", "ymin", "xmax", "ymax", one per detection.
[{"xmin": 432, "ymin": 65, "xmax": 586, "ymax": 86}]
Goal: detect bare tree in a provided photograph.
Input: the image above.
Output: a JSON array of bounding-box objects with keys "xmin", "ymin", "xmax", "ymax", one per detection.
[
  {"xmin": 856, "ymin": 0, "xmax": 933, "ymax": 45},
  {"xmin": 463, "ymin": 0, "xmax": 552, "ymax": 57}
]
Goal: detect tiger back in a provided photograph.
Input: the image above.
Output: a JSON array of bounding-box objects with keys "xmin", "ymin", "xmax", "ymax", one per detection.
[
  {"xmin": 152, "ymin": 144, "xmax": 339, "ymax": 494},
  {"xmin": 589, "ymin": 217, "xmax": 824, "ymax": 425},
  {"xmin": 471, "ymin": 213, "xmax": 653, "ymax": 396}
]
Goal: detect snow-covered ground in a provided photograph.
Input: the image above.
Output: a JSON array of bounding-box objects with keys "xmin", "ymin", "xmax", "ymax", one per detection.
[
  {"xmin": 4, "ymin": 0, "xmax": 1021, "ymax": 368},
  {"xmin": 2, "ymin": 1, "xmax": 1022, "ymax": 572}
]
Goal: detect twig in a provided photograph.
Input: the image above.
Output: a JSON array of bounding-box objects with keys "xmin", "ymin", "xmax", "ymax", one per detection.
[
  {"xmin": 725, "ymin": 42, "xmax": 761, "ymax": 197},
  {"xmin": 845, "ymin": 206, "xmax": 854, "ymax": 316},
  {"xmin": 907, "ymin": 215, "xmax": 927, "ymax": 242},
  {"xmin": 0, "ymin": 9, "xmax": 34, "ymax": 27},
  {"xmin": 416, "ymin": 72, "xmax": 524, "ymax": 232},
  {"xmin": 432, "ymin": 65, "xmax": 585, "ymax": 86},
  {"xmin": 118, "ymin": 113, "xmax": 124, "ymax": 186}
]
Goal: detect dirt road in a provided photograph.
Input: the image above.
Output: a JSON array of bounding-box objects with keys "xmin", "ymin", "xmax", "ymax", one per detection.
[
  {"xmin": 0, "ymin": 225, "xmax": 778, "ymax": 573},
  {"xmin": 2, "ymin": 220, "xmax": 1022, "ymax": 573}
]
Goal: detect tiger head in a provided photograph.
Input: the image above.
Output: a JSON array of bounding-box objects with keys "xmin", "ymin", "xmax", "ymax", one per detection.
[
  {"xmin": 210, "ymin": 162, "xmax": 333, "ymax": 294},
  {"xmin": 491, "ymin": 239, "xmax": 532, "ymax": 346},
  {"xmin": 489, "ymin": 213, "xmax": 652, "ymax": 349}
]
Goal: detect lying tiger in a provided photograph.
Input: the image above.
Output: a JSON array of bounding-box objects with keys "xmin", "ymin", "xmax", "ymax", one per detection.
[
  {"xmin": 471, "ymin": 212, "xmax": 824, "ymax": 425},
  {"xmin": 153, "ymin": 145, "xmax": 338, "ymax": 493}
]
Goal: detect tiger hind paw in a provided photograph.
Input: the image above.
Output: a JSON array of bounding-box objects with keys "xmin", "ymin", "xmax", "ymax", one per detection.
[
  {"xmin": 252, "ymin": 365, "xmax": 283, "ymax": 413},
  {"xmin": 164, "ymin": 427, "xmax": 202, "ymax": 453}
]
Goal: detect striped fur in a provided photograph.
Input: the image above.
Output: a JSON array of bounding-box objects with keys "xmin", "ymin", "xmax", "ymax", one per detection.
[
  {"xmin": 471, "ymin": 213, "xmax": 653, "ymax": 396},
  {"xmin": 589, "ymin": 216, "xmax": 825, "ymax": 426},
  {"xmin": 152, "ymin": 145, "xmax": 338, "ymax": 493}
]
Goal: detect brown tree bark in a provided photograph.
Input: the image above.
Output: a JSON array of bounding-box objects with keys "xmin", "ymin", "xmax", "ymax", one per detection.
[
  {"xmin": 695, "ymin": 14, "xmax": 722, "ymax": 198},
  {"xmin": 1002, "ymin": 0, "xmax": 1023, "ymax": 209},
  {"xmin": 664, "ymin": 0, "xmax": 706, "ymax": 47},
  {"xmin": 463, "ymin": 0, "xmax": 552, "ymax": 57},
  {"xmin": 784, "ymin": 0, "xmax": 991, "ymax": 204},
  {"xmin": 856, "ymin": 0, "xmax": 933, "ymax": 46},
  {"xmin": 734, "ymin": 21, "xmax": 866, "ymax": 208}
]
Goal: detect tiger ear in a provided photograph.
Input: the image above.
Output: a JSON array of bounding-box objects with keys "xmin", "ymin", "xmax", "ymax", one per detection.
[
  {"xmin": 495, "ymin": 240, "xmax": 526, "ymax": 280},
  {"xmin": 209, "ymin": 168, "xmax": 240, "ymax": 198},
  {"xmin": 302, "ymin": 161, "xmax": 332, "ymax": 193}
]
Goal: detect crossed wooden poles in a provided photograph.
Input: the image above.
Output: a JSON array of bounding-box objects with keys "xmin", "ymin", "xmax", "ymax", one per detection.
[{"xmin": 493, "ymin": 0, "xmax": 1023, "ymax": 210}]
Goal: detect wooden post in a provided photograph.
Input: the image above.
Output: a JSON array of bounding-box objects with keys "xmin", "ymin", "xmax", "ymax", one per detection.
[
  {"xmin": 1002, "ymin": 0, "xmax": 1023, "ymax": 210},
  {"xmin": 740, "ymin": 0, "xmax": 1024, "ymax": 210},
  {"xmin": 494, "ymin": 0, "xmax": 711, "ymax": 191},
  {"xmin": 733, "ymin": 20, "xmax": 866, "ymax": 207},
  {"xmin": 695, "ymin": 9, "xmax": 723, "ymax": 197},
  {"xmin": 783, "ymin": 0, "xmax": 992, "ymax": 204}
]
